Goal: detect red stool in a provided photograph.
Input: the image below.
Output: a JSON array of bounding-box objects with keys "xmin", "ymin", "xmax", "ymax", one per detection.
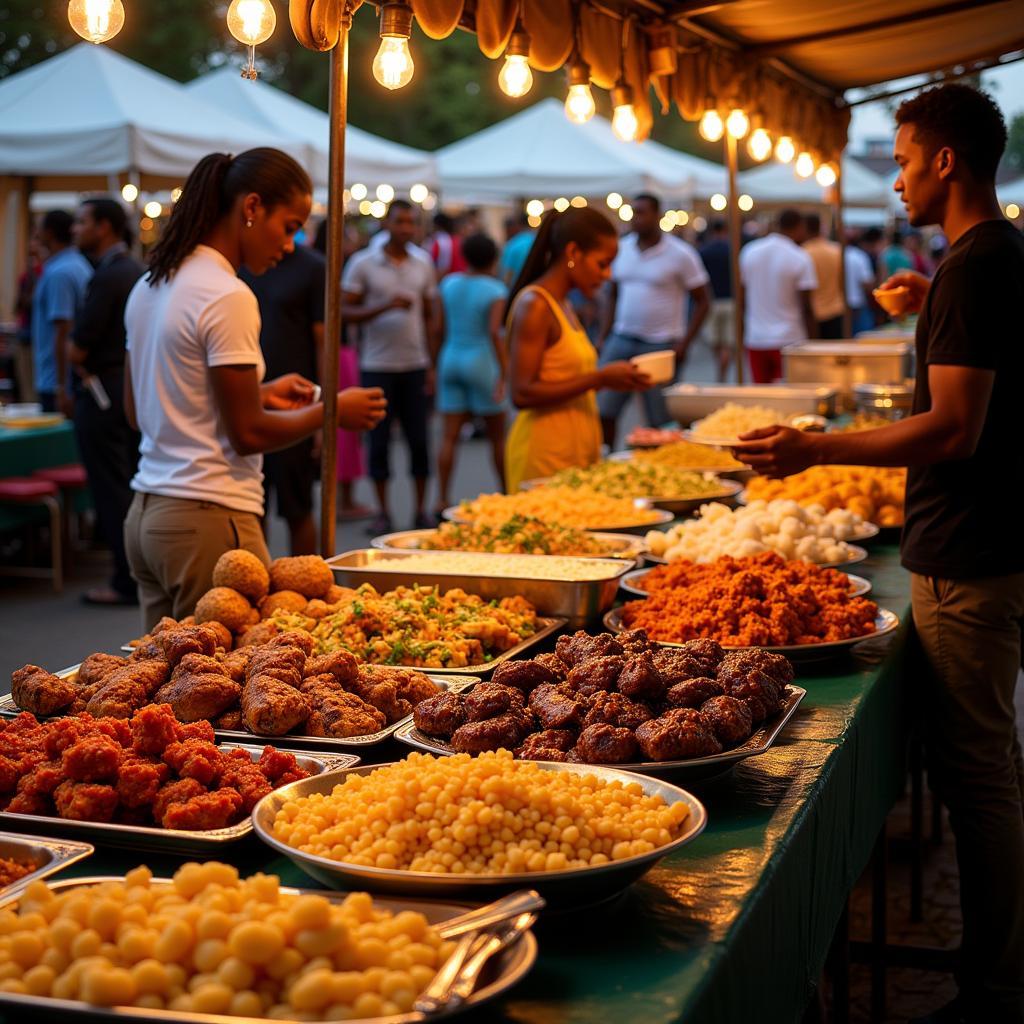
[
  {"xmin": 0, "ymin": 476, "xmax": 63, "ymax": 591},
  {"xmin": 33, "ymin": 463, "xmax": 89, "ymax": 563}
]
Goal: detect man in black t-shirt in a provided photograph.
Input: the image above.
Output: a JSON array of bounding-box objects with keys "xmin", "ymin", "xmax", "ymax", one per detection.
[
  {"xmin": 240, "ymin": 244, "xmax": 326, "ymax": 555},
  {"xmin": 735, "ymin": 84, "xmax": 1024, "ymax": 1024},
  {"xmin": 70, "ymin": 198, "xmax": 145, "ymax": 606}
]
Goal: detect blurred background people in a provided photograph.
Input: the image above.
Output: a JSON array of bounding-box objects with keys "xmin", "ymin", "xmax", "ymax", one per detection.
[
  {"xmin": 12, "ymin": 232, "xmax": 43, "ymax": 402},
  {"xmin": 803, "ymin": 212, "xmax": 845, "ymax": 338},
  {"xmin": 69, "ymin": 197, "xmax": 145, "ymax": 605},
  {"xmin": 435, "ymin": 232, "xmax": 508, "ymax": 511},
  {"xmin": 500, "ymin": 211, "xmax": 535, "ymax": 287},
  {"xmin": 846, "ymin": 232, "xmax": 878, "ymax": 335},
  {"xmin": 597, "ymin": 193, "xmax": 710, "ymax": 448},
  {"xmin": 738, "ymin": 208, "xmax": 817, "ymax": 382},
  {"xmin": 879, "ymin": 228, "xmax": 913, "ymax": 279},
  {"xmin": 427, "ymin": 212, "xmax": 465, "ymax": 278},
  {"xmin": 698, "ymin": 219, "xmax": 734, "ymax": 382},
  {"xmin": 30, "ymin": 210, "xmax": 92, "ymax": 414}
]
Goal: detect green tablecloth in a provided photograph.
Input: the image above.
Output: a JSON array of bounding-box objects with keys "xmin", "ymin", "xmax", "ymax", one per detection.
[
  {"xmin": 0, "ymin": 420, "xmax": 88, "ymax": 528},
  {"xmin": 44, "ymin": 544, "xmax": 912, "ymax": 1024}
]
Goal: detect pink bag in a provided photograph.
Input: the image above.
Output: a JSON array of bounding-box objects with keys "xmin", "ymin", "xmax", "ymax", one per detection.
[{"xmin": 336, "ymin": 345, "xmax": 365, "ymax": 482}]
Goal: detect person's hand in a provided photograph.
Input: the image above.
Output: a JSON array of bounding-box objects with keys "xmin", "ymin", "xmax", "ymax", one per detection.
[
  {"xmin": 672, "ymin": 339, "xmax": 690, "ymax": 369},
  {"xmin": 600, "ymin": 361, "xmax": 652, "ymax": 391},
  {"xmin": 264, "ymin": 373, "xmax": 316, "ymax": 410},
  {"xmin": 58, "ymin": 390, "xmax": 75, "ymax": 418},
  {"xmin": 337, "ymin": 386, "xmax": 387, "ymax": 431},
  {"xmin": 389, "ymin": 295, "xmax": 413, "ymax": 311},
  {"xmin": 493, "ymin": 376, "xmax": 506, "ymax": 404},
  {"xmin": 875, "ymin": 270, "xmax": 929, "ymax": 316},
  {"xmin": 731, "ymin": 425, "xmax": 821, "ymax": 478}
]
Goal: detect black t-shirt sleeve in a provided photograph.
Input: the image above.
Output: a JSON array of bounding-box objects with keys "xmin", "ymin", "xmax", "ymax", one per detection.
[{"xmin": 925, "ymin": 245, "xmax": 1010, "ymax": 370}]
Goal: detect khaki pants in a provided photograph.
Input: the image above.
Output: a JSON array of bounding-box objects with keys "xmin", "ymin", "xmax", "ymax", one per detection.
[
  {"xmin": 912, "ymin": 572, "xmax": 1024, "ymax": 1022},
  {"xmin": 705, "ymin": 298, "xmax": 734, "ymax": 353},
  {"xmin": 124, "ymin": 492, "xmax": 270, "ymax": 631}
]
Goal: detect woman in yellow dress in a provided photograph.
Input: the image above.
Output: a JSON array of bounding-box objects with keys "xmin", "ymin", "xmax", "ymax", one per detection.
[{"xmin": 505, "ymin": 208, "xmax": 650, "ymax": 492}]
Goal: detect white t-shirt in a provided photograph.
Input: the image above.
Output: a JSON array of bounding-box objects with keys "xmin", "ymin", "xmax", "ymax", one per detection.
[
  {"xmin": 739, "ymin": 233, "xmax": 818, "ymax": 350},
  {"xmin": 845, "ymin": 245, "xmax": 876, "ymax": 308},
  {"xmin": 125, "ymin": 245, "xmax": 266, "ymax": 515},
  {"xmin": 612, "ymin": 233, "xmax": 710, "ymax": 342}
]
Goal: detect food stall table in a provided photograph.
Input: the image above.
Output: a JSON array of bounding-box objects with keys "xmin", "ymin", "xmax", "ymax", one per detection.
[{"xmin": 39, "ymin": 544, "xmax": 912, "ymax": 1024}]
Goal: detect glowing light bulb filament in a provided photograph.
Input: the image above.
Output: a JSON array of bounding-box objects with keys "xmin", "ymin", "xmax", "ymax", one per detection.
[{"xmin": 68, "ymin": 0, "xmax": 125, "ymax": 43}]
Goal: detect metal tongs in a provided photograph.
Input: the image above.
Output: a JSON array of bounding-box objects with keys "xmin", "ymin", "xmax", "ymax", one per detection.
[{"xmin": 416, "ymin": 889, "xmax": 545, "ymax": 1015}]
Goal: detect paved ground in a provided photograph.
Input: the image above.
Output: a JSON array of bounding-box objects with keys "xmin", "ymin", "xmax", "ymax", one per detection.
[{"xmin": 2, "ymin": 334, "xmax": 1020, "ymax": 1022}]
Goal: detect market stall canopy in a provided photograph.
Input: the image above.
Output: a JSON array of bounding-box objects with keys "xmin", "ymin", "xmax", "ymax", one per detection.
[
  {"xmin": 436, "ymin": 98, "xmax": 725, "ymax": 201},
  {"xmin": 0, "ymin": 44, "xmax": 275, "ymax": 188},
  {"xmin": 738, "ymin": 156, "xmax": 893, "ymax": 208},
  {"xmin": 185, "ymin": 68, "xmax": 437, "ymax": 191}
]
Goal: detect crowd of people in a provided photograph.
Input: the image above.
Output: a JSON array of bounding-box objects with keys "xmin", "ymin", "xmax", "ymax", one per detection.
[{"xmin": 11, "ymin": 157, "xmax": 932, "ymax": 599}]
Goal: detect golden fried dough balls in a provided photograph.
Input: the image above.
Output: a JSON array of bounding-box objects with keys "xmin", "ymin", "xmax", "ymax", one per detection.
[
  {"xmin": 211, "ymin": 549, "xmax": 271, "ymax": 603},
  {"xmin": 259, "ymin": 591, "xmax": 308, "ymax": 619},
  {"xmin": 269, "ymin": 556, "xmax": 334, "ymax": 599},
  {"xmin": 237, "ymin": 620, "xmax": 281, "ymax": 647},
  {"xmin": 325, "ymin": 584, "xmax": 357, "ymax": 605},
  {"xmin": 194, "ymin": 587, "xmax": 253, "ymax": 633},
  {"xmin": 204, "ymin": 620, "xmax": 233, "ymax": 651}
]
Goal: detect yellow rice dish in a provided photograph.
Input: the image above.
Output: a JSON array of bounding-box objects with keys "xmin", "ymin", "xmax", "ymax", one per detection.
[{"xmin": 459, "ymin": 487, "xmax": 663, "ymax": 530}]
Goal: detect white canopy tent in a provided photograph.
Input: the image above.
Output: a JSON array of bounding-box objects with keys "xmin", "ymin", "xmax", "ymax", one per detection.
[
  {"xmin": 997, "ymin": 177, "xmax": 1024, "ymax": 206},
  {"xmin": 436, "ymin": 98, "xmax": 725, "ymax": 203},
  {"xmin": 737, "ymin": 155, "xmax": 893, "ymax": 208},
  {"xmin": 185, "ymin": 68, "xmax": 437, "ymax": 191}
]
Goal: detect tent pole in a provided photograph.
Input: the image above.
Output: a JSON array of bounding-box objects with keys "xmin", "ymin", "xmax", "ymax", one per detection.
[
  {"xmin": 319, "ymin": 16, "xmax": 350, "ymax": 557},
  {"xmin": 834, "ymin": 163, "xmax": 851, "ymax": 337},
  {"xmin": 726, "ymin": 133, "xmax": 743, "ymax": 383}
]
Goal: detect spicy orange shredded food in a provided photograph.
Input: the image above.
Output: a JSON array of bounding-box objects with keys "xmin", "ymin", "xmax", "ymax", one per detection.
[{"xmin": 620, "ymin": 551, "xmax": 879, "ymax": 647}]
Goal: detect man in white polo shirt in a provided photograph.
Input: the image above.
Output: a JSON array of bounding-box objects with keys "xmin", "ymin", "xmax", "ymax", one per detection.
[
  {"xmin": 342, "ymin": 200, "xmax": 439, "ymax": 534},
  {"xmin": 738, "ymin": 208, "xmax": 818, "ymax": 382},
  {"xmin": 597, "ymin": 194, "xmax": 711, "ymax": 448}
]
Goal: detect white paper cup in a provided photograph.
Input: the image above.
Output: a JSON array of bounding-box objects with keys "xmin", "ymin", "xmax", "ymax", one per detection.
[{"xmin": 630, "ymin": 349, "xmax": 675, "ymax": 385}]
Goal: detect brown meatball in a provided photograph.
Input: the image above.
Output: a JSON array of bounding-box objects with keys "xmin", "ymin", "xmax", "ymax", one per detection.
[
  {"xmin": 528, "ymin": 684, "xmax": 587, "ymax": 730},
  {"xmin": 635, "ymin": 709, "xmax": 722, "ymax": 762},
  {"xmin": 719, "ymin": 671, "xmax": 781, "ymax": 724},
  {"xmin": 516, "ymin": 730, "xmax": 576, "ymax": 761},
  {"xmin": 555, "ymin": 631, "xmax": 623, "ymax": 669},
  {"xmin": 676, "ymin": 639, "xmax": 725, "ymax": 676},
  {"xmin": 464, "ymin": 683, "xmax": 525, "ymax": 722},
  {"xmin": 718, "ymin": 649, "xmax": 794, "ymax": 687},
  {"xmin": 265, "ymin": 630, "xmax": 316, "ymax": 658},
  {"xmin": 616, "ymin": 629, "xmax": 656, "ymax": 658},
  {"xmin": 665, "ymin": 677, "xmax": 724, "ymax": 709},
  {"xmin": 565, "ymin": 655, "xmax": 624, "ymax": 698},
  {"xmin": 574, "ymin": 724, "xmax": 638, "ymax": 764},
  {"xmin": 517, "ymin": 746, "xmax": 567, "ymax": 763},
  {"xmin": 451, "ymin": 713, "xmax": 529, "ymax": 754},
  {"xmin": 490, "ymin": 659, "xmax": 558, "ymax": 695},
  {"xmin": 701, "ymin": 695, "xmax": 754, "ymax": 748},
  {"xmin": 651, "ymin": 649, "xmax": 705, "ymax": 685},
  {"xmin": 583, "ymin": 691, "xmax": 652, "ymax": 730},
  {"xmin": 413, "ymin": 692, "xmax": 467, "ymax": 739},
  {"xmin": 531, "ymin": 653, "xmax": 569, "ymax": 684},
  {"xmin": 616, "ymin": 652, "xmax": 665, "ymax": 703}
]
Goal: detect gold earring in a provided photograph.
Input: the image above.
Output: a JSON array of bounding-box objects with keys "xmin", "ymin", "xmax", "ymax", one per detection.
[
  {"xmin": 246, "ymin": 219, "xmax": 253, "ymax": 228},
  {"xmin": 567, "ymin": 259, "xmax": 575, "ymax": 269}
]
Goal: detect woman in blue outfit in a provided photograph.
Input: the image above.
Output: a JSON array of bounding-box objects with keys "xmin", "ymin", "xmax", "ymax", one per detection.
[{"xmin": 435, "ymin": 233, "xmax": 508, "ymax": 511}]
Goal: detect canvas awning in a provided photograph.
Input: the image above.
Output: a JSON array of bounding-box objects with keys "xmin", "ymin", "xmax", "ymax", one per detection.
[
  {"xmin": 185, "ymin": 67, "xmax": 437, "ymax": 191},
  {"xmin": 738, "ymin": 156, "xmax": 893, "ymax": 208},
  {"xmin": 436, "ymin": 98, "xmax": 724, "ymax": 200}
]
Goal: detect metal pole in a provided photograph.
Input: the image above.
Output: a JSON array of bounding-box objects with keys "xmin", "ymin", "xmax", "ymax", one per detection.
[
  {"xmin": 725, "ymin": 133, "xmax": 744, "ymax": 383},
  {"xmin": 319, "ymin": 16, "xmax": 350, "ymax": 556},
  {"xmin": 834, "ymin": 161, "xmax": 851, "ymax": 337}
]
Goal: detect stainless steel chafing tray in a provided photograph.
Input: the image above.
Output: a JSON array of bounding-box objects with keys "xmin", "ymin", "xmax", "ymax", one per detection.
[
  {"xmin": 663, "ymin": 383, "xmax": 838, "ymax": 425},
  {"xmin": 783, "ymin": 342, "xmax": 913, "ymax": 408},
  {"xmin": 328, "ymin": 547, "xmax": 624, "ymax": 628}
]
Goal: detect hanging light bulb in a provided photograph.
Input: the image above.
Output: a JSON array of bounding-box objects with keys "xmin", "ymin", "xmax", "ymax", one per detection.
[
  {"xmin": 699, "ymin": 108, "xmax": 724, "ymax": 143},
  {"xmin": 68, "ymin": 0, "xmax": 125, "ymax": 43},
  {"xmin": 564, "ymin": 58, "xmax": 596, "ymax": 124},
  {"xmin": 815, "ymin": 162, "xmax": 837, "ymax": 187},
  {"xmin": 774, "ymin": 135, "xmax": 796, "ymax": 163},
  {"xmin": 726, "ymin": 107, "xmax": 749, "ymax": 140},
  {"xmin": 611, "ymin": 81, "xmax": 639, "ymax": 143},
  {"xmin": 226, "ymin": 0, "xmax": 276, "ymax": 80},
  {"xmin": 795, "ymin": 151, "xmax": 815, "ymax": 178},
  {"xmin": 747, "ymin": 128, "xmax": 772, "ymax": 162},
  {"xmin": 373, "ymin": 3, "xmax": 415, "ymax": 91},
  {"xmin": 498, "ymin": 27, "xmax": 533, "ymax": 99}
]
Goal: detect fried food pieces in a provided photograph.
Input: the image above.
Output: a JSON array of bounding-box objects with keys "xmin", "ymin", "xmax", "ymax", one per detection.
[
  {"xmin": 194, "ymin": 587, "xmax": 253, "ymax": 633},
  {"xmin": 154, "ymin": 654, "xmax": 241, "ymax": 723},
  {"xmin": 242, "ymin": 645, "xmax": 310, "ymax": 736},
  {"xmin": 269, "ymin": 555, "xmax": 334, "ymax": 598},
  {"xmin": 212, "ymin": 548, "xmax": 270, "ymax": 602},
  {"xmin": 10, "ymin": 665, "xmax": 77, "ymax": 717},
  {"xmin": 413, "ymin": 631, "xmax": 794, "ymax": 763},
  {"xmin": 0, "ymin": 703, "xmax": 308, "ymax": 828}
]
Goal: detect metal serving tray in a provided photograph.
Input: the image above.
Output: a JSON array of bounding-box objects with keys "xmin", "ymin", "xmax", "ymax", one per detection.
[
  {"xmin": 519, "ymin": 476, "xmax": 744, "ymax": 516},
  {"xmin": 0, "ymin": 877, "xmax": 538, "ymax": 1024},
  {"xmin": 328, "ymin": 548, "xmax": 628, "ymax": 628},
  {"xmin": 0, "ymin": 831, "xmax": 93, "ymax": 900},
  {"xmin": 442, "ymin": 503, "xmax": 676, "ymax": 536},
  {"xmin": 783, "ymin": 342, "xmax": 914, "ymax": 408},
  {"xmin": 663, "ymin": 383, "xmax": 838, "ymax": 425},
  {"xmin": 252, "ymin": 762, "xmax": 707, "ymax": 906},
  {"xmin": 371, "ymin": 527, "xmax": 646, "ymax": 566},
  {"xmin": 1, "ymin": 670, "xmax": 478, "ymax": 752},
  {"xmin": 395, "ymin": 686, "xmax": 806, "ymax": 783},
  {"xmin": 604, "ymin": 606, "xmax": 900, "ymax": 661},
  {"xmin": 0, "ymin": 745, "xmax": 359, "ymax": 854}
]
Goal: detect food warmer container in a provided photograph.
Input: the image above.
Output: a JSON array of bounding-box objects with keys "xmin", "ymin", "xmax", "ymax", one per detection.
[
  {"xmin": 783, "ymin": 342, "xmax": 913, "ymax": 408},
  {"xmin": 853, "ymin": 381, "xmax": 915, "ymax": 420},
  {"xmin": 663, "ymin": 383, "xmax": 837, "ymax": 425}
]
